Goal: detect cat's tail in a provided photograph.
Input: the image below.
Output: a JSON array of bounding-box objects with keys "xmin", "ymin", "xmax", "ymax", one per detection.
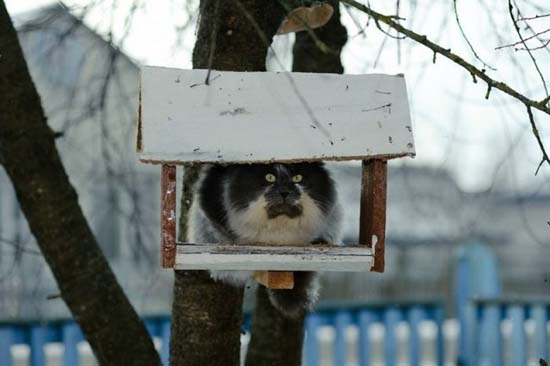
[{"xmin": 267, "ymin": 271, "xmax": 319, "ymax": 319}]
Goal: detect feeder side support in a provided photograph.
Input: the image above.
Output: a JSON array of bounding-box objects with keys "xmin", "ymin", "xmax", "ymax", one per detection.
[
  {"xmin": 161, "ymin": 164, "xmax": 177, "ymax": 268},
  {"xmin": 359, "ymin": 159, "xmax": 387, "ymax": 272}
]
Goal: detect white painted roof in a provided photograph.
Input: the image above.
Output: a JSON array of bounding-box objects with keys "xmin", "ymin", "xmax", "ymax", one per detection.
[{"xmin": 138, "ymin": 66, "xmax": 415, "ymax": 164}]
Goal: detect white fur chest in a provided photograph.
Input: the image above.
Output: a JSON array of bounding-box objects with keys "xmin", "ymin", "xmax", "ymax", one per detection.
[{"xmin": 226, "ymin": 194, "xmax": 325, "ymax": 245}]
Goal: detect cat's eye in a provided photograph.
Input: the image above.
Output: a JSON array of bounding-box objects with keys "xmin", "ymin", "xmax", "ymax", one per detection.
[
  {"xmin": 265, "ymin": 173, "xmax": 276, "ymax": 183},
  {"xmin": 292, "ymin": 174, "xmax": 303, "ymax": 183}
]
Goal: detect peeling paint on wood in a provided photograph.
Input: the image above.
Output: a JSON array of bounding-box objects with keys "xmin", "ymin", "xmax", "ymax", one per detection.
[
  {"xmin": 359, "ymin": 160, "xmax": 387, "ymax": 273},
  {"xmin": 138, "ymin": 67, "xmax": 415, "ymax": 165},
  {"xmin": 174, "ymin": 243, "xmax": 373, "ymax": 271},
  {"xmin": 161, "ymin": 164, "xmax": 177, "ymax": 268},
  {"xmin": 138, "ymin": 152, "xmax": 411, "ymax": 167}
]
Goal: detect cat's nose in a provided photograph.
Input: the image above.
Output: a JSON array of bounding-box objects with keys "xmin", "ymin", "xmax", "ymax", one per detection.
[{"xmin": 280, "ymin": 191, "xmax": 289, "ymax": 200}]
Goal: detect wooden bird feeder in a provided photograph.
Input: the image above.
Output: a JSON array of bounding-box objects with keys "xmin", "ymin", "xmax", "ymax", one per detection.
[{"xmin": 137, "ymin": 66, "xmax": 415, "ymax": 289}]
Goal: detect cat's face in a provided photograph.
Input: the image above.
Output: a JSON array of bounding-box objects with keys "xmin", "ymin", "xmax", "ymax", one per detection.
[
  {"xmin": 197, "ymin": 162, "xmax": 337, "ymax": 244},
  {"xmin": 225, "ymin": 162, "xmax": 335, "ymax": 220}
]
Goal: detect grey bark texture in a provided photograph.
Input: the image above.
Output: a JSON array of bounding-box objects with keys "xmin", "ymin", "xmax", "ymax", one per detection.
[
  {"xmin": 169, "ymin": 1, "xmax": 286, "ymax": 365},
  {"xmin": 292, "ymin": 0, "xmax": 347, "ymax": 74},
  {"xmin": 245, "ymin": 286, "xmax": 307, "ymax": 366},
  {"xmin": 0, "ymin": 1, "xmax": 160, "ymax": 365},
  {"xmin": 245, "ymin": 2, "xmax": 347, "ymax": 365}
]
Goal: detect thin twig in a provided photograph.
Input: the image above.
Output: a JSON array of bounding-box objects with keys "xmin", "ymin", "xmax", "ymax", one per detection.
[
  {"xmin": 276, "ymin": 0, "xmax": 338, "ymax": 55},
  {"xmin": 374, "ymin": 19, "xmax": 406, "ymax": 40},
  {"xmin": 396, "ymin": 0, "xmax": 401, "ymax": 63},
  {"xmin": 495, "ymin": 28, "xmax": 550, "ymax": 50},
  {"xmin": 526, "ymin": 106, "xmax": 550, "ymax": 175},
  {"xmin": 508, "ymin": 0, "xmax": 549, "ymax": 96},
  {"xmin": 342, "ymin": 3, "xmax": 367, "ymax": 37},
  {"xmin": 0, "ymin": 237, "xmax": 42, "ymax": 256},
  {"xmin": 515, "ymin": 39, "xmax": 550, "ymax": 52},
  {"xmin": 232, "ymin": 0, "xmax": 334, "ymax": 145},
  {"xmin": 517, "ymin": 13, "xmax": 550, "ymax": 22},
  {"xmin": 339, "ymin": 0, "xmax": 550, "ymax": 172},
  {"xmin": 205, "ymin": 0, "xmax": 220, "ymax": 85},
  {"xmin": 453, "ymin": 0, "xmax": 496, "ymax": 70},
  {"xmin": 339, "ymin": 0, "xmax": 550, "ymax": 116}
]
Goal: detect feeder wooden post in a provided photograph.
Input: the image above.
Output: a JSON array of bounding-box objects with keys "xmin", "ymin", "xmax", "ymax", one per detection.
[
  {"xmin": 359, "ymin": 159, "xmax": 387, "ymax": 272},
  {"xmin": 161, "ymin": 164, "xmax": 177, "ymax": 268}
]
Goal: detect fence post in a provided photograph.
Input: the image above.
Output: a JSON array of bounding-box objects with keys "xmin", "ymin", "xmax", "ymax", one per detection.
[
  {"xmin": 62, "ymin": 323, "xmax": 81, "ymax": 366},
  {"xmin": 531, "ymin": 304, "xmax": 548, "ymax": 362},
  {"xmin": 160, "ymin": 319, "xmax": 171, "ymax": 365},
  {"xmin": 358, "ymin": 309, "xmax": 377, "ymax": 366},
  {"xmin": 455, "ymin": 241, "xmax": 500, "ymax": 366},
  {"xmin": 30, "ymin": 325, "xmax": 46, "ymax": 366},
  {"xmin": 0, "ymin": 327, "xmax": 14, "ymax": 366},
  {"xmin": 433, "ymin": 306, "xmax": 445, "ymax": 366},
  {"xmin": 479, "ymin": 302, "xmax": 502, "ymax": 366},
  {"xmin": 408, "ymin": 306, "xmax": 427, "ymax": 366},
  {"xmin": 334, "ymin": 311, "xmax": 352, "ymax": 366},
  {"xmin": 384, "ymin": 307, "xmax": 402, "ymax": 366},
  {"xmin": 508, "ymin": 305, "xmax": 526, "ymax": 366},
  {"xmin": 306, "ymin": 314, "xmax": 322, "ymax": 366}
]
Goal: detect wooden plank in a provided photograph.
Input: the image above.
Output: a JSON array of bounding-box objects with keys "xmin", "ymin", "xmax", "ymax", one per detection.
[
  {"xmin": 174, "ymin": 243, "xmax": 373, "ymax": 271},
  {"xmin": 359, "ymin": 160, "xmax": 387, "ymax": 272},
  {"xmin": 139, "ymin": 66, "xmax": 415, "ymax": 164},
  {"xmin": 254, "ymin": 271, "xmax": 295, "ymax": 289},
  {"xmin": 161, "ymin": 165, "xmax": 177, "ymax": 268}
]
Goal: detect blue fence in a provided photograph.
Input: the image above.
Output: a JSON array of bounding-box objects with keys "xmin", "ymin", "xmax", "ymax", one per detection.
[
  {"xmin": 465, "ymin": 299, "xmax": 550, "ymax": 366},
  {"xmin": 0, "ymin": 302, "xmax": 444, "ymax": 366},
  {"xmin": 0, "ymin": 317, "xmax": 172, "ymax": 366},
  {"xmin": 304, "ymin": 303, "xmax": 444, "ymax": 366},
  {"xmin": 455, "ymin": 241, "xmax": 550, "ymax": 366}
]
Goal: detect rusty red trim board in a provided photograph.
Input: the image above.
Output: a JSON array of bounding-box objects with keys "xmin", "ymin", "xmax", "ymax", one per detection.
[
  {"xmin": 359, "ymin": 159, "xmax": 387, "ymax": 273},
  {"xmin": 161, "ymin": 164, "xmax": 177, "ymax": 268}
]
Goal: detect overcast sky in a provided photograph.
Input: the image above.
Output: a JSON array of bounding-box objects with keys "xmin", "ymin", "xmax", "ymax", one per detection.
[{"xmin": 6, "ymin": 0, "xmax": 550, "ymax": 193}]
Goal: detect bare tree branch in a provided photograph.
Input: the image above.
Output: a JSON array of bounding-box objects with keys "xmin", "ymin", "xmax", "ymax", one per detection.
[
  {"xmin": 518, "ymin": 13, "xmax": 550, "ymax": 21},
  {"xmin": 341, "ymin": 0, "xmax": 550, "ymax": 114},
  {"xmin": 0, "ymin": 237, "xmax": 41, "ymax": 256},
  {"xmin": 340, "ymin": 0, "xmax": 550, "ymax": 172},
  {"xmin": 496, "ymin": 28, "xmax": 550, "ymax": 50},
  {"xmin": 453, "ymin": 0, "xmax": 496, "ymax": 70},
  {"xmin": 526, "ymin": 106, "xmax": 550, "ymax": 175},
  {"xmin": 508, "ymin": 0, "xmax": 548, "ymax": 96}
]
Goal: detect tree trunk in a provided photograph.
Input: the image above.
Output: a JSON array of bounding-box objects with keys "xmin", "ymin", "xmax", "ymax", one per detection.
[
  {"xmin": 292, "ymin": 0, "xmax": 347, "ymax": 74},
  {"xmin": 0, "ymin": 2, "xmax": 160, "ymax": 365},
  {"xmin": 245, "ymin": 286, "xmax": 306, "ymax": 366},
  {"xmin": 245, "ymin": 2, "xmax": 347, "ymax": 365},
  {"xmin": 169, "ymin": 1, "xmax": 286, "ymax": 365}
]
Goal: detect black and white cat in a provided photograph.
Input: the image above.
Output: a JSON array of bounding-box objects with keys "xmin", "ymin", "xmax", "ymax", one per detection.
[{"xmin": 188, "ymin": 162, "xmax": 342, "ymax": 318}]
